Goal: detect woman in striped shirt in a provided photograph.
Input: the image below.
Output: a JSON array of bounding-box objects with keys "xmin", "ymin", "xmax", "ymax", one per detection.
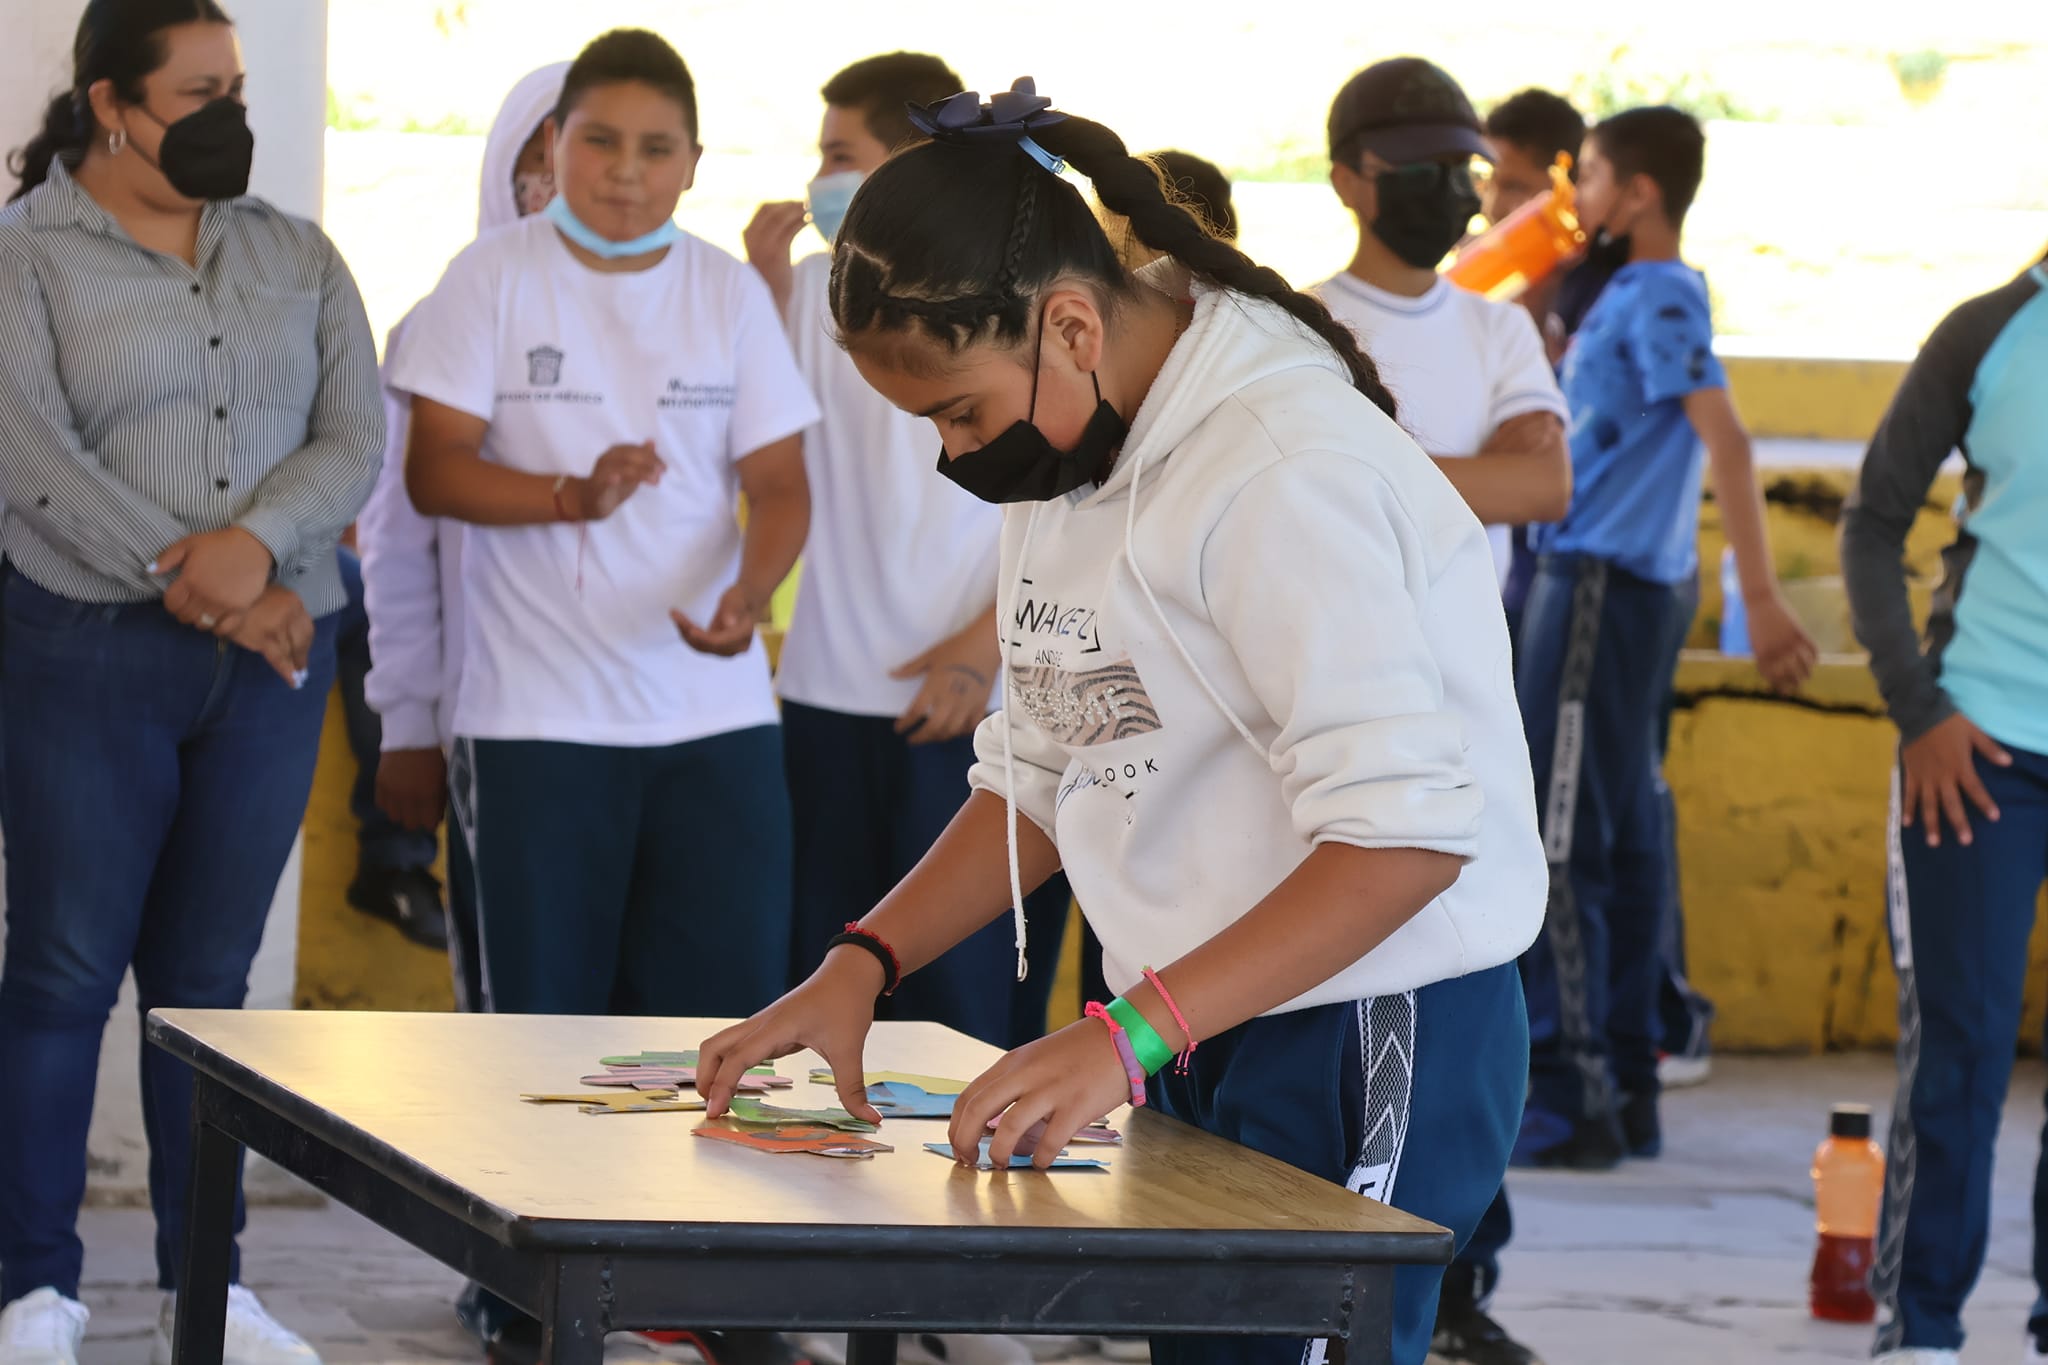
[{"xmin": 0, "ymin": 3, "xmax": 381, "ymax": 1362}]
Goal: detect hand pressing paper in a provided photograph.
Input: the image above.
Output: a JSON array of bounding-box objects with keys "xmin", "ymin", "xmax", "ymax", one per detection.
[
  {"xmin": 927, "ymin": 1138, "xmax": 1108, "ymax": 1171},
  {"xmin": 695, "ymin": 1121, "xmax": 893, "ymax": 1159},
  {"xmin": 993, "ymin": 1117, "xmax": 1123, "ymax": 1146}
]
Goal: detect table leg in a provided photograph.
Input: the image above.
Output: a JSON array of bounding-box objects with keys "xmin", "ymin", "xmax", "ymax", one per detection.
[
  {"xmin": 171, "ymin": 1080, "xmax": 237, "ymax": 1364},
  {"xmin": 539, "ymin": 1258, "xmax": 607, "ymax": 1365},
  {"xmin": 848, "ymin": 1332, "xmax": 900, "ymax": 1365}
]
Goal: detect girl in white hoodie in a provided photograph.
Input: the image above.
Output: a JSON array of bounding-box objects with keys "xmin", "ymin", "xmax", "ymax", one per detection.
[{"xmin": 699, "ymin": 82, "xmax": 1546, "ymax": 1365}]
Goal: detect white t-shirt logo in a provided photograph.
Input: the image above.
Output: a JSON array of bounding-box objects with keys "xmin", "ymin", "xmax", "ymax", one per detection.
[{"xmin": 526, "ymin": 345, "xmax": 563, "ymax": 387}]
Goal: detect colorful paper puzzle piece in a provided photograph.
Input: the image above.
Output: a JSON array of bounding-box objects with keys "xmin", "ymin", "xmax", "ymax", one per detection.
[
  {"xmin": 810, "ymin": 1069, "xmax": 968, "ymax": 1096},
  {"xmin": 925, "ymin": 1139, "xmax": 1106, "ymax": 1171},
  {"xmin": 580, "ymin": 1069, "xmax": 692, "ymax": 1088},
  {"xmin": 601, "ymin": 1052, "xmax": 780, "ymax": 1076},
  {"xmin": 581, "ymin": 1069, "xmax": 788, "ymax": 1093},
  {"xmin": 521, "ymin": 1092, "xmax": 706, "ymax": 1115},
  {"xmin": 866, "ymin": 1082, "xmax": 956, "ymax": 1117},
  {"xmin": 726, "ymin": 1098, "xmax": 880, "ymax": 1133},
  {"xmin": 695, "ymin": 1121, "xmax": 892, "ymax": 1159}
]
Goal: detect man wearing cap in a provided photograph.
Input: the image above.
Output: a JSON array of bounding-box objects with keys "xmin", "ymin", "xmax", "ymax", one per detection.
[
  {"xmin": 1315, "ymin": 56, "xmax": 1570, "ymax": 594},
  {"xmin": 1314, "ymin": 56, "xmax": 1564, "ymax": 1365}
]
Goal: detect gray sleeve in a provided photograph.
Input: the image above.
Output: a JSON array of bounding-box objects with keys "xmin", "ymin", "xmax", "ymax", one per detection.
[{"xmin": 1841, "ymin": 279, "xmax": 2031, "ymax": 741}]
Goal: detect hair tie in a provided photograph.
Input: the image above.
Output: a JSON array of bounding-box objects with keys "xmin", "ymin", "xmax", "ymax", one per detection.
[{"xmin": 906, "ymin": 77, "xmax": 1068, "ymax": 175}]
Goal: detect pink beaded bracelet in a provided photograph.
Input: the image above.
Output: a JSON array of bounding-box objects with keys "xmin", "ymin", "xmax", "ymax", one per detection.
[{"xmin": 1085, "ymin": 1001, "xmax": 1148, "ymax": 1108}]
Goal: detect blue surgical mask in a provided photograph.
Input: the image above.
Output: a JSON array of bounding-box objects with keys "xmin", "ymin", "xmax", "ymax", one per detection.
[
  {"xmin": 805, "ymin": 170, "xmax": 865, "ymax": 245},
  {"xmin": 543, "ymin": 193, "xmax": 682, "ymax": 260}
]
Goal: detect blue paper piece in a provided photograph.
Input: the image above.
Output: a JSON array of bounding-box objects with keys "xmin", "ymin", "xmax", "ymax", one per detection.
[
  {"xmin": 868, "ymin": 1082, "xmax": 956, "ymax": 1117},
  {"xmin": 924, "ymin": 1140, "xmax": 1107, "ymax": 1171}
]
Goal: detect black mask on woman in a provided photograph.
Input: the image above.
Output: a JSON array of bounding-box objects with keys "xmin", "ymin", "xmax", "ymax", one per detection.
[
  {"xmin": 936, "ymin": 310, "xmax": 1129, "ymax": 505},
  {"xmin": 133, "ymin": 98, "xmax": 254, "ymax": 202},
  {"xmin": 1369, "ymin": 162, "xmax": 1482, "ymax": 270}
]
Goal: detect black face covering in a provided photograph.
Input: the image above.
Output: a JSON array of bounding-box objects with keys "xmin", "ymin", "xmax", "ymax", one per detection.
[
  {"xmin": 134, "ymin": 98, "xmax": 254, "ymax": 201},
  {"xmin": 936, "ymin": 313, "xmax": 1129, "ymax": 505},
  {"xmin": 1369, "ymin": 161, "xmax": 1482, "ymax": 270}
]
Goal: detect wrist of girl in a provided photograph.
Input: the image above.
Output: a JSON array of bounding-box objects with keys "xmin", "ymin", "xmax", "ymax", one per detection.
[{"xmin": 1104, "ymin": 996, "xmax": 1176, "ymax": 1077}]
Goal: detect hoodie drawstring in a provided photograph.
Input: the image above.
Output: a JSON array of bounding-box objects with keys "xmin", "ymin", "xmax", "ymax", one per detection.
[{"xmin": 1001, "ymin": 504, "xmax": 1045, "ymax": 982}]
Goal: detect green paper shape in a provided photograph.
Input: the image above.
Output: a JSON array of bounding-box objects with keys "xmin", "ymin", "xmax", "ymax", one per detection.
[{"xmin": 725, "ymin": 1097, "xmax": 880, "ymax": 1133}]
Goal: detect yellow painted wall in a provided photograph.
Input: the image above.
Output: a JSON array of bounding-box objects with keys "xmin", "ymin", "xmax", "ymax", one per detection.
[{"xmin": 293, "ymin": 693, "xmax": 456, "ymax": 1011}]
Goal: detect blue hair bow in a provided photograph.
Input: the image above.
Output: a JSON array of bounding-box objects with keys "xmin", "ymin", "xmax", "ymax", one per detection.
[{"xmin": 906, "ymin": 77, "xmax": 1068, "ymax": 175}]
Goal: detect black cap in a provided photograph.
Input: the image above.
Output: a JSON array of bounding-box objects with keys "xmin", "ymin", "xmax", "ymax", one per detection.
[
  {"xmin": 1829, "ymin": 1104, "xmax": 1873, "ymax": 1140},
  {"xmin": 1327, "ymin": 57, "xmax": 1492, "ymax": 168}
]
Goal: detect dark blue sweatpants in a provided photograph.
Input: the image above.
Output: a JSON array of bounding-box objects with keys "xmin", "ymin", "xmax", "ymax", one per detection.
[
  {"xmin": 1517, "ymin": 555, "xmax": 1695, "ymax": 1129},
  {"xmin": 1873, "ymin": 743, "xmax": 2048, "ymax": 1354},
  {"xmin": 449, "ymin": 727, "xmax": 793, "ymax": 1018},
  {"xmin": 1148, "ymin": 964, "xmax": 1528, "ymax": 1365},
  {"xmin": 782, "ymin": 702, "xmax": 1070, "ymax": 1049}
]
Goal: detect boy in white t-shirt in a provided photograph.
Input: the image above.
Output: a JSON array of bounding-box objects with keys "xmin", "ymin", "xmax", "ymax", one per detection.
[
  {"xmin": 746, "ymin": 53, "xmax": 1071, "ymax": 1053},
  {"xmin": 1315, "ymin": 57, "xmax": 1570, "ymax": 1365},
  {"xmin": 388, "ymin": 31, "xmax": 819, "ymax": 1031},
  {"xmin": 1314, "ymin": 57, "xmax": 1571, "ymax": 588}
]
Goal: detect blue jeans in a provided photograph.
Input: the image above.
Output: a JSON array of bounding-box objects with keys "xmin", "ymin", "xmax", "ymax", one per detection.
[
  {"xmin": 781, "ymin": 702, "xmax": 1071, "ymax": 1049},
  {"xmin": 334, "ymin": 547, "xmax": 435, "ymax": 873},
  {"xmin": 1873, "ymin": 743, "xmax": 2048, "ymax": 1354},
  {"xmin": 0, "ymin": 569, "xmax": 336, "ymax": 1305}
]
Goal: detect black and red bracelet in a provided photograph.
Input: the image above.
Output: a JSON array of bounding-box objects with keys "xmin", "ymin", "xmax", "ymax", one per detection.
[{"xmin": 826, "ymin": 922, "xmax": 901, "ymax": 997}]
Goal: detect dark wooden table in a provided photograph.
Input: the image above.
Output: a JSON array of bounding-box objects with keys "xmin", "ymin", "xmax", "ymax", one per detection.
[{"xmin": 147, "ymin": 1010, "xmax": 1449, "ymax": 1365}]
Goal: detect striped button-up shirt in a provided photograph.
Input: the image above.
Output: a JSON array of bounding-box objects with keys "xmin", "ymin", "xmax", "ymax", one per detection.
[{"xmin": 0, "ymin": 158, "xmax": 382, "ymax": 616}]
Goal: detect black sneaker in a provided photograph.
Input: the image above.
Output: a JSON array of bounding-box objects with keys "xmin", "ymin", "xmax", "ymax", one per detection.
[
  {"xmin": 1429, "ymin": 1290, "xmax": 1544, "ymax": 1365},
  {"xmin": 1510, "ymin": 1107, "xmax": 1627, "ymax": 1171},
  {"xmin": 347, "ymin": 865, "xmax": 450, "ymax": 949},
  {"xmin": 1621, "ymin": 1090, "xmax": 1662, "ymax": 1158}
]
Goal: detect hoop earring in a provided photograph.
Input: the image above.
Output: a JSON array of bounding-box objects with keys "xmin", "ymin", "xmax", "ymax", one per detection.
[{"xmin": 107, "ymin": 127, "xmax": 127, "ymax": 155}]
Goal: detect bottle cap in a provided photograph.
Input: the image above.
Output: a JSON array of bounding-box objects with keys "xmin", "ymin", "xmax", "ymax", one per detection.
[{"xmin": 1829, "ymin": 1103, "xmax": 1873, "ymax": 1140}]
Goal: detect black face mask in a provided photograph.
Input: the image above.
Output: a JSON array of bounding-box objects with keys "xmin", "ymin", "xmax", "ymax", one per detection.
[
  {"xmin": 134, "ymin": 98, "xmax": 254, "ymax": 202},
  {"xmin": 1369, "ymin": 162, "xmax": 1482, "ymax": 270},
  {"xmin": 935, "ymin": 313, "xmax": 1129, "ymax": 505}
]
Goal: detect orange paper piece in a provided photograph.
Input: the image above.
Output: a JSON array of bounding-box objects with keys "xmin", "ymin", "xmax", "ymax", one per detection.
[{"xmin": 693, "ymin": 1120, "xmax": 893, "ymax": 1159}]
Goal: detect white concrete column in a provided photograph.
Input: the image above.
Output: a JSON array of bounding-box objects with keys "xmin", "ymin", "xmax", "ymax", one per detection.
[{"xmin": 0, "ymin": 0, "xmax": 330, "ymax": 1204}]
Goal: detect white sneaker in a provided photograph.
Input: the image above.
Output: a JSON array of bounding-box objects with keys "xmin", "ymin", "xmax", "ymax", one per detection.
[
  {"xmin": 897, "ymin": 1336, "xmax": 1035, "ymax": 1365},
  {"xmin": 1872, "ymin": 1352, "xmax": 1958, "ymax": 1364},
  {"xmin": 0, "ymin": 1290, "xmax": 90, "ymax": 1365},
  {"xmin": 1098, "ymin": 1340, "xmax": 1151, "ymax": 1363},
  {"xmin": 150, "ymin": 1286, "xmax": 321, "ymax": 1365},
  {"xmin": 1021, "ymin": 1339, "xmax": 1092, "ymax": 1362}
]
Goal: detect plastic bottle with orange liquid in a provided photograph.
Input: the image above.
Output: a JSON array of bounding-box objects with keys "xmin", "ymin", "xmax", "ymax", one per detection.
[
  {"xmin": 1810, "ymin": 1103, "xmax": 1886, "ymax": 1323},
  {"xmin": 1445, "ymin": 154, "xmax": 1585, "ymax": 302}
]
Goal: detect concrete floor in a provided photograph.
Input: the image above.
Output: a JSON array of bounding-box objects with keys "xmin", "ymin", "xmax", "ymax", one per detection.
[{"xmin": 67, "ymin": 1055, "xmax": 2045, "ymax": 1365}]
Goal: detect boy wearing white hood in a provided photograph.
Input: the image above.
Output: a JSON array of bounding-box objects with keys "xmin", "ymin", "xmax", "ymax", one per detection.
[
  {"xmin": 699, "ymin": 82, "xmax": 1546, "ymax": 1365},
  {"xmin": 358, "ymin": 60, "xmax": 567, "ymax": 1016}
]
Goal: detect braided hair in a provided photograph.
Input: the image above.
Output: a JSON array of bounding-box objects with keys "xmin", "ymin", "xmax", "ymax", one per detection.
[{"xmin": 829, "ymin": 108, "xmax": 1397, "ymax": 420}]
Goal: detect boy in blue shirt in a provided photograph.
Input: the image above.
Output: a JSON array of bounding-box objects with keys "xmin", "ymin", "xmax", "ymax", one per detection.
[{"xmin": 1515, "ymin": 105, "xmax": 1816, "ymax": 1168}]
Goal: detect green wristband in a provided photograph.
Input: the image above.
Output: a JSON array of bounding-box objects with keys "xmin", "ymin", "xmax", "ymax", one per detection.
[{"xmin": 1106, "ymin": 996, "xmax": 1175, "ymax": 1077}]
